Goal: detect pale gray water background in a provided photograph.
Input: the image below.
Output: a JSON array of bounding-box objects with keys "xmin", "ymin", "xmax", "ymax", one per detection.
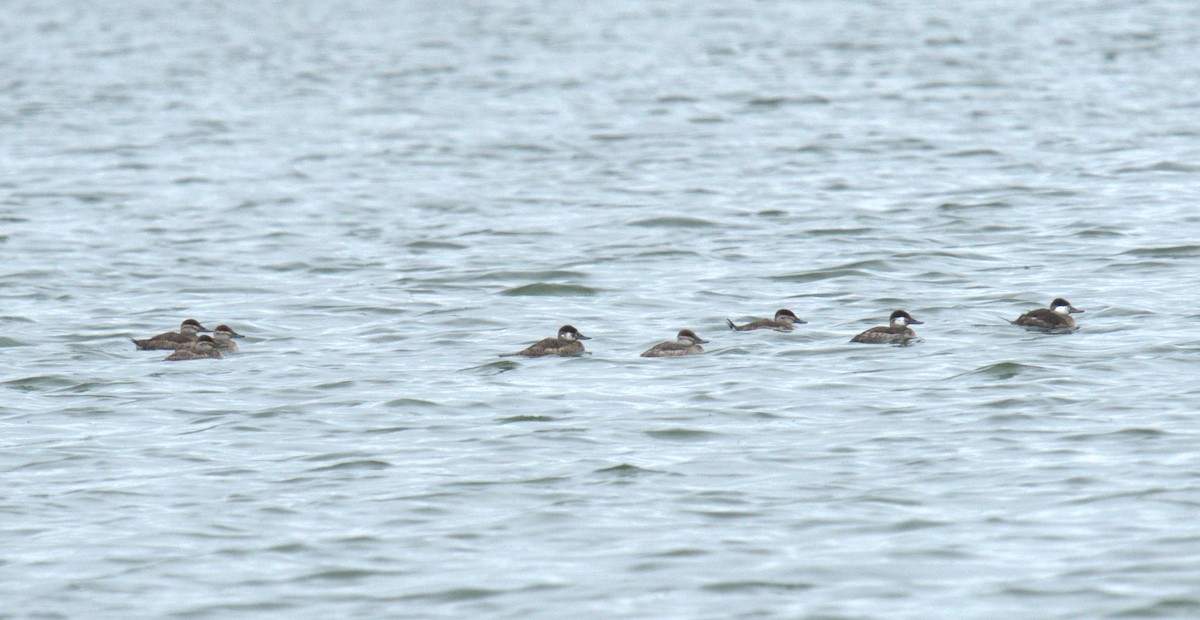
[{"xmin": 3, "ymin": 1, "xmax": 1200, "ymax": 618}]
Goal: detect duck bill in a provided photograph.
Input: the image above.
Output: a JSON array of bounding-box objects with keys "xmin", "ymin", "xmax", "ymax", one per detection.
[
  {"xmin": 1068, "ymin": 306, "xmax": 1084, "ymax": 314},
  {"xmin": 575, "ymin": 334, "xmax": 591, "ymax": 340},
  {"xmin": 695, "ymin": 338, "xmax": 710, "ymax": 344},
  {"xmin": 907, "ymin": 319, "xmax": 924, "ymax": 325}
]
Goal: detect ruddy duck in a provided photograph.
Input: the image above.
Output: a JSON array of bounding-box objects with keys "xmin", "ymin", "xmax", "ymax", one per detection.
[
  {"xmin": 503, "ymin": 325, "xmax": 591, "ymax": 357},
  {"xmin": 641, "ymin": 329, "xmax": 708, "ymax": 357},
  {"xmin": 850, "ymin": 310, "xmax": 923, "ymax": 344},
  {"xmin": 1012, "ymin": 298, "xmax": 1084, "ymax": 329},
  {"xmin": 726, "ymin": 309, "xmax": 806, "ymax": 332},
  {"xmin": 211, "ymin": 324, "xmax": 245, "ymax": 352},
  {"xmin": 164, "ymin": 335, "xmax": 222, "ymax": 361},
  {"xmin": 132, "ymin": 319, "xmax": 210, "ymax": 350}
]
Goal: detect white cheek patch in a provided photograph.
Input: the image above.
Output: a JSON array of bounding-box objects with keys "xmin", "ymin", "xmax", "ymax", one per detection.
[
  {"xmin": 561, "ymin": 332, "xmax": 575, "ymax": 342},
  {"xmin": 894, "ymin": 317, "xmax": 908, "ymax": 327},
  {"xmin": 1054, "ymin": 305, "xmax": 1070, "ymax": 315}
]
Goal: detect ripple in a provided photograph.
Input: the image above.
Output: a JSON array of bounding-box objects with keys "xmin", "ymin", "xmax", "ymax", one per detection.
[
  {"xmin": 627, "ymin": 216, "xmax": 717, "ymax": 228},
  {"xmin": 594, "ymin": 463, "xmax": 660, "ymax": 476},
  {"xmin": 306, "ymin": 459, "xmax": 392, "ymax": 472},
  {"xmin": 462, "ymin": 360, "xmax": 519, "ymax": 374},
  {"xmin": 946, "ymin": 148, "xmax": 1003, "ymax": 158},
  {"xmin": 1115, "ymin": 599, "xmax": 1200, "ymax": 617},
  {"xmin": 1064, "ymin": 427, "xmax": 1169, "ymax": 441},
  {"xmin": 771, "ymin": 268, "xmax": 877, "ymax": 283},
  {"xmin": 1114, "ymin": 161, "xmax": 1200, "ymax": 174},
  {"xmin": 299, "ymin": 568, "xmax": 390, "ymax": 582},
  {"xmin": 1120, "ymin": 244, "xmax": 1200, "ymax": 258},
  {"xmin": 3, "ymin": 375, "xmax": 76, "ymax": 390},
  {"xmin": 805, "ymin": 227, "xmax": 872, "ymax": 236},
  {"xmin": 889, "ymin": 518, "xmax": 948, "ymax": 532},
  {"xmin": 383, "ymin": 398, "xmax": 441, "ymax": 409},
  {"xmin": 406, "ymin": 240, "xmax": 466, "ymax": 250},
  {"xmin": 468, "ymin": 269, "xmax": 588, "ymax": 282},
  {"xmin": 948, "ymin": 362, "xmax": 1046, "ymax": 380},
  {"xmin": 744, "ymin": 95, "xmax": 829, "ymax": 107},
  {"xmin": 403, "ymin": 587, "xmax": 501, "ymax": 602},
  {"xmin": 500, "ymin": 283, "xmax": 598, "ymax": 296},
  {"xmin": 498, "ymin": 415, "xmax": 555, "ymax": 423},
  {"xmin": 703, "ymin": 580, "xmax": 815, "ymax": 592},
  {"xmin": 645, "ymin": 428, "xmax": 721, "ymax": 441}
]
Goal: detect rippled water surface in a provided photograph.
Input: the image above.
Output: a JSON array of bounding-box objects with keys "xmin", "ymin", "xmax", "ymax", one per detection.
[{"xmin": 4, "ymin": 1, "xmax": 1200, "ymax": 618}]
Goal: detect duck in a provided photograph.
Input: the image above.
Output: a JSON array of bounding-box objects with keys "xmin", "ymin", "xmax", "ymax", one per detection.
[
  {"xmin": 132, "ymin": 319, "xmax": 210, "ymax": 350},
  {"xmin": 641, "ymin": 329, "xmax": 708, "ymax": 357},
  {"xmin": 211, "ymin": 324, "xmax": 245, "ymax": 352},
  {"xmin": 503, "ymin": 325, "xmax": 590, "ymax": 357},
  {"xmin": 163, "ymin": 335, "xmax": 222, "ymax": 361},
  {"xmin": 726, "ymin": 309, "xmax": 806, "ymax": 332},
  {"xmin": 850, "ymin": 310, "xmax": 923, "ymax": 344},
  {"xmin": 1012, "ymin": 298, "xmax": 1084, "ymax": 329}
]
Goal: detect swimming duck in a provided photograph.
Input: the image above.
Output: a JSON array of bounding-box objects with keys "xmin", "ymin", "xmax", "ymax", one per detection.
[
  {"xmin": 164, "ymin": 335, "xmax": 222, "ymax": 361},
  {"xmin": 503, "ymin": 325, "xmax": 590, "ymax": 357},
  {"xmin": 641, "ymin": 329, "xmax": 708, "ymax": 357},
  {"xmin": 1012, "ymin": 298, "xmax": 1083, "ymax": 329},
  {"xmin": 132, "ymin": 319, "xmax": 210, "ymax": 350},
  {"xmin": 850, "ymin": 310, "xmax": 923, "ymax": 344},
  {"xmin": 726, "ymin": 309, "xmax": 806, "ymax": 332}
]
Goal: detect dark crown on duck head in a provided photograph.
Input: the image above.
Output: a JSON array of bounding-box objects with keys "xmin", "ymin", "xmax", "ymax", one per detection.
[
  {"xmin": 558, "ymin": 325, "xmax": 590, "ymax": 340},
  {"xmin": 889, "ymin": 310, "xmax": 922, "ymax": 324},
  {"xmin": 678, "ymin": 329, "xmax": 708, "ymax": 344},
  {"xmin": 775, "ymin": 309, "xmax": 806, "ymax": 323},
  {"xmin": 1051, "ymin": 298, "xmax": 1083, "ymax": 313}
]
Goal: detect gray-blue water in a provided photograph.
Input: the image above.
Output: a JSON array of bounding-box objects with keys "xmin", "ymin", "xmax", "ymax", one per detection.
[{"xmin": 4, "ymin": 1, "xmax": 1200, "ymax": 618}]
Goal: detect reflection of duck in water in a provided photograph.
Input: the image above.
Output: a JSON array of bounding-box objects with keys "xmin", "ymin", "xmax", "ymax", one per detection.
[
  {"xmin": 503, "ymin": 325, "xmax": 590, "ymax": 357},
  {"xmin": 850, "ymin": 310, "xmax": 923, "ymax": 344},
  {"xmin": 726, "ymin": 309, "xmax": 806, "ymax": 332},
  {"xmin": 641, "ymin": 329, "xmax": 708, "ymax": 357}
]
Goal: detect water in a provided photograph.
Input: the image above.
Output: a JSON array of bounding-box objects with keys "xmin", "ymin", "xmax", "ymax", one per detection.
[{"xmin": 4, "ymin": 1, "xmax": 1200, "ymax": 617}]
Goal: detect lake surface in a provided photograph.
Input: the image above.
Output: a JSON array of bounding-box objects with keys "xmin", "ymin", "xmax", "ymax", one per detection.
[{"xmin": 4, "ymin": 1, "xmax": 1200, "ymax": 618}]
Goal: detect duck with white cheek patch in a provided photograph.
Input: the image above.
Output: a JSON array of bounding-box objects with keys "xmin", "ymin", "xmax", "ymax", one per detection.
[
  {"xmin": 850, "ymin": 310, "xmax": 924, "ymax": 344},
  {"xmin": 1012, "ymin": 298, "xmax": 1084, "ymax": 329},
  {"xmin": 641, "ymin": 329, "xmax": 708, "ymax": 357},
  {"xmin": 503, "ymin": 325, "xmax": 591, "ymax": 357}
]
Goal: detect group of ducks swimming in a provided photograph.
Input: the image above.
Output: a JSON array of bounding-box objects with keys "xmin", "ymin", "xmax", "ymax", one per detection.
[
  {"xmin": 130, "ymin": 319, "xmax": 245, "ymax": 360},
  {"xmin": 127, "ymin": 298, "xmax": 1084, "ymax": 361},
  {"xmin": 503, "ymin": 298, "xmax": 1085, "ymax": 358}
]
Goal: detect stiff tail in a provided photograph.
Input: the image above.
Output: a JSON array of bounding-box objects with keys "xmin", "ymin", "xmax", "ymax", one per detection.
[
  {"xmin": 725, "ymin": 319, "xmax": 736, "ymax": 330},
  {"xmin": 130, "ymin": 338, "xmax": 145, "ymax": 349}
]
